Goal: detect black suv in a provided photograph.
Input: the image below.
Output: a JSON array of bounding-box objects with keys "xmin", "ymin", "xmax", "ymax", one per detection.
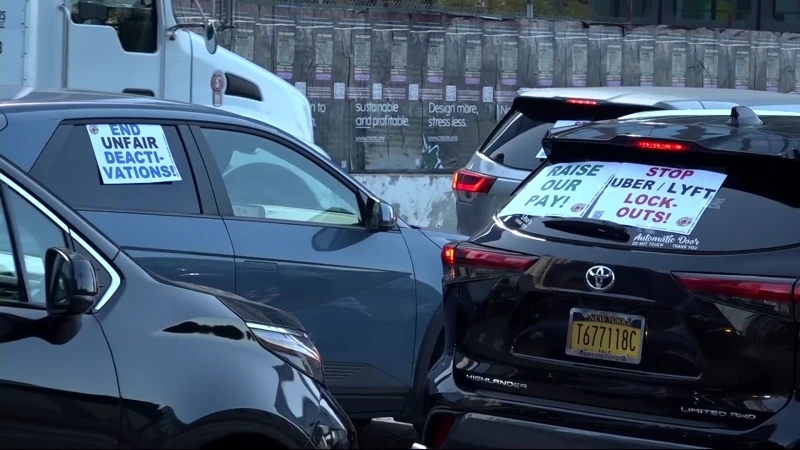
[
  {"xmin": 420, "ymin": 107, "xmax": 800, "ymax": 449},
  {"xmin": 0, "ymin": 145, "xmax": 354, "ymax": 446}
]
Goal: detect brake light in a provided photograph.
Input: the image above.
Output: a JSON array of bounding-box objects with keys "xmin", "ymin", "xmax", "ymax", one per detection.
[
  {"xmin": 674, "ymin": 273, "xmax": 798, "ymax": 320},
  {"xmin": 565, "ymin": 98, "xmax": 599, "ymax": 105},
  {"xmin": 452, "ymin": 169, "xmax": 495, "ymax": 194},
  {"xmin": 443, "ymin": 242, "xmax": 537, "ymax": 282},
  {"xmin": 636, "ymin": 139, "xmax": 688, "ymax": 151}
]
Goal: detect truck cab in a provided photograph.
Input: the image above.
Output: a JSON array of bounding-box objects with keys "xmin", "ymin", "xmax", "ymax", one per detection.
[{"xmin": 1, "ymin": 0, "xmax": 320, "ymax": 153}]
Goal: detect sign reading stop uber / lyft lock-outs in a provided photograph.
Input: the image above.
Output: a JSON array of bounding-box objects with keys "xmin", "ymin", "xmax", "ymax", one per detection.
[
  {"xmin": 590, "ymin": 163, "xmax": 727, "ymax": 235},
  {"xmin": 87, "ymin": 124, "xmax": 182, "ymax": 185}
]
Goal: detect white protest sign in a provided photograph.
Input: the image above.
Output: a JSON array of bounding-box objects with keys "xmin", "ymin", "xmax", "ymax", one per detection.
[
  {"xmin": 499, "ymin": 162, "xmax": 619, "ymax": 218},
  {"xmin": 87, "ymin": 124, "xmax": 182, "ymax": 185},
  {"xmin": 588, "ymin": 163, "xmax": 727, "ymax": 235}
]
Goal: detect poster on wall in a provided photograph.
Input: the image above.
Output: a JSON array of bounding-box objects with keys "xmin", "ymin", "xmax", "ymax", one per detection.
[
  {"xmin": 361, "ymin": 12, "xmax": 419, "ymax": 171},
  {"xmin": 655, "ymin": 27, "xmax": 687, "ymax": 87},
  {"xmin": 719, "ymin": 30, "xmax": 752, "ymax": 90},
  {"xmin": 588, "ymin": 26, "xmax": 622, "ymax": 87},
  {"xmin": 621, "ymin": 27, "xmax": 655, "ymax": 86},
  {"xmin": 555, "ymin": 22, "xmax": 588, "ymax": 88},
  {"xmin": 484, "ymin": 21, "xmax": 520, "ymax": 123},
  {"xmin": 518, "ymin": 19, "xmax": 555, "ymax": 88}
]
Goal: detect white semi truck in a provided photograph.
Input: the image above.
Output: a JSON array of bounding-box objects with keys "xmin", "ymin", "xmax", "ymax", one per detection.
[{"xmin": 0, "ymin": 0, "xmax": 323, "ymax": 154}]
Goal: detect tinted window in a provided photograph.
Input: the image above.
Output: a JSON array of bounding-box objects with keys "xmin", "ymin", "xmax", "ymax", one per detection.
[
  {"xmin": 0, "ymin": 186, "xmax": 68, "ymax": 303},
  {"xmin": 674, "ymin": 0, "xmax": 752, "ymax": 20},
  {"xmin": 32, "ymin": 125, "xmax": 200, "ymax": 214},
  {"xmin": 589, "ymin": 0, "xmax": 651, "ymax": 18},
  {"xmin": 70, "ymin": 0, "xmax": 157, "ymax": 53},
  {"xmin": 201, "ymin": 129, "xmax": 362, "ymax": 226},
  {"xmin": 774, "ymin": 0, "xmax": 800, "ymax": 21},
  {"xmin": 497, "ymin": 148, "xmax": 800, "ymax": 253},
  {"xmin": 480, "ymin": 101, "xmax": 656, "ymax": 171}
]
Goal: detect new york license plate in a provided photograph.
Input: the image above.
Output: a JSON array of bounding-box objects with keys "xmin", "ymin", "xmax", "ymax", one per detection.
[{"xmin": 565, "ymin": 308, "xmax": 645, "ymax": 365}]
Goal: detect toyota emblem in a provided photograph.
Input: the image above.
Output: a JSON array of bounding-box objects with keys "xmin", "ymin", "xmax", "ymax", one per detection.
[{"xmin": 585, "ymin": 265, "xmax": 615, "ymax": 292}]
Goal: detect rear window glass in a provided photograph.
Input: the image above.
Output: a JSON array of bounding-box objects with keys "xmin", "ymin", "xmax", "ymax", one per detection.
[
  {"xmin": 480, "ymin": 101, "xmax": 657, "ymax": 171},
  {"xmin": 497, "ymin": 152, "xmax": 800, "ymax": 253}
]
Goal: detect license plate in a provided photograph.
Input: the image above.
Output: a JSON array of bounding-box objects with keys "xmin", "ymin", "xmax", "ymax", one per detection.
[{"xmin": 565, "ymin": 308, "xmax": 645, "ymax": 365}]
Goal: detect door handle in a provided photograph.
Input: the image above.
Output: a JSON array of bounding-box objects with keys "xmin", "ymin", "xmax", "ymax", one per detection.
[{"xmin": 243, "ymin": 260, "xmax": 278, "ymax": 272}]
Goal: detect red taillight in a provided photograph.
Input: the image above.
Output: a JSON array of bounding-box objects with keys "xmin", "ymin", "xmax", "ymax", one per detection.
[
  {"xmin": 452, "ymin": 169, "xmax": 495, "ymax": 194},
  {"xmin": 565, "ymin": 98, "xmax": 599, "ymax": 105},
  {"xmin": 674, "ymin": 272, "xmax": 798, "ymax": 319},
  {"xmin": 443, "ymin": 242, "xmax": 537, "ymax": 283},
  {"xmin": 635, "ymin": 139, "xmax": 688, "ymax": 151}
]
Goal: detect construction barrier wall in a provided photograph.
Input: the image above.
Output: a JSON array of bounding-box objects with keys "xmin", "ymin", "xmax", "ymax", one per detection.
[{"xmin": 175, "ymin": 1, "xmax": 800, "ymax": 230}]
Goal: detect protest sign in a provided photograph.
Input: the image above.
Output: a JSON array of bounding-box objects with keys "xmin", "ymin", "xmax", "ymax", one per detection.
[
  {"xmin": 87, "ymin": 124, "xmax": 182, "ymax": 185},
  {"xmin": 499, "ymin": 161, "xmax": 619, "ymax": 218},
  {"xmin": 588, "ymin": 163, "xmax": 727, "ymax": 235}
]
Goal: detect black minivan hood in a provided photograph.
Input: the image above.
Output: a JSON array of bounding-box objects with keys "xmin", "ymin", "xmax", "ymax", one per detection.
[{"xmin": 157, "ymin": 277, "xmax": 305, "ymax": 332}]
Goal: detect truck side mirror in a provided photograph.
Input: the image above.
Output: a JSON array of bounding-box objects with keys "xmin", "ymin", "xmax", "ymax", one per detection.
[{"xmin": 205, "ymin": 20, "xmax": 218, "ymax": 54}]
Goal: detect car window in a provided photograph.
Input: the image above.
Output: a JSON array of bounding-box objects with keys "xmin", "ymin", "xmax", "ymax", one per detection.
[
  {"xmin": 200, "ymin": 128, "xmax": 362, "ymax": 226},
  {"xmin": 31, "ymin": 124, "xmax": 201, "ymax": 215},
  {"xmin": 497, "ymin": 150, "xmax": 800, "ymax": 253},
  {"xmin": 480, "ymin": 101, "xmax": 657, "ymax": 171},
  {"xmin": 70, "ymin": 0, "xmax": 157, "ymax": 53},
  {"xmin": 0, "ymin": 186, "xmax": 68, "ymax": 304}
]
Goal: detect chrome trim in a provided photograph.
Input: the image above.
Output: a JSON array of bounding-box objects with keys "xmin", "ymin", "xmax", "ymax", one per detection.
[
  {"xmin": 0, "ymin": 172, "xmax": 121, "ymax": 312},
  {"xmin": 246, "ymin": 322, "xmax": 307, "ymax": 337}
]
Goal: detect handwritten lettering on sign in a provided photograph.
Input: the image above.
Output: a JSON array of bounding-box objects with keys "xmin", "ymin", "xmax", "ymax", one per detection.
[
  {"xmin": 499, "ymin": 162, "xmax": 619, "ymax": 219},
  {"xmin": 590, "ymin": 163, "xmax": 726, "ymax": 235}
]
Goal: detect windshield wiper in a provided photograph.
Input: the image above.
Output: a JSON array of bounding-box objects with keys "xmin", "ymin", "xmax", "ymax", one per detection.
[{"xmin": 541, "ymin": 217, "xmax": 630, "ymax": 242}]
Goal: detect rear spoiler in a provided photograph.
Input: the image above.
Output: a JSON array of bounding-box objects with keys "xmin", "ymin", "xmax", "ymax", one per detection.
[{"xmin": 542, "ymin": 107, "xmax": 800, "ymax": 161}]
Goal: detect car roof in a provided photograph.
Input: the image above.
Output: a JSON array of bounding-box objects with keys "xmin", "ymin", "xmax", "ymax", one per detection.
[
  {"xmin": 0, "ymin": 86, "xmax": 314, "ymax": 170},
  {"xmin": 546, "ymin": 110, "xmax": 800, "ymax": 157},
  {"xmin": 517, "ymin": 86, "xmax": 800, "ymax": 108}
]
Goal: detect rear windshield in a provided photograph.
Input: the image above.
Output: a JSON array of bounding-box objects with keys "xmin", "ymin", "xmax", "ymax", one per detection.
[
  {"xmin": 496, "ymin": 147, "xmax": 800, "ymax": 253},
  {"xmin": 480, "ymin": 101, "xmax": 657, "ymax": 171}
]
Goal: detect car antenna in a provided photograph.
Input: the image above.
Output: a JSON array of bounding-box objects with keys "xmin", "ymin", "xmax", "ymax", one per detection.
[{"xmin": 727, "ymin": 106, "xmax": 762, "ymax": 127}]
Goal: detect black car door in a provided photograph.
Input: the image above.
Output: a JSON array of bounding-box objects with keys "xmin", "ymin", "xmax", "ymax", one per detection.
[{"xmin": 0, "ymin": 178, "xmax": 120, "ymax": 448}]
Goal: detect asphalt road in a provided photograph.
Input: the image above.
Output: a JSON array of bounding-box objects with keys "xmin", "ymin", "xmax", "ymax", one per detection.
[{"xmin": 358, "ymin": 418, "xmax": 418, "ymax": 449}]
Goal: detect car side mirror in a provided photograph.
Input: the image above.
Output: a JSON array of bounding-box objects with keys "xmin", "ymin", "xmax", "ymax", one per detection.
[
  {"xmin": 204, "ymin": 20, "xmax": 218, "ymax": 54},
  {"xmin": 78, "ymin": 0, "xmax": 109, "ymax": 23},
  {"xmin": 366, "ymin": 198, "xmax": 397, "ymax": 232},
  {"xmin": 44, "ymin": 248, "xmax": 98, "ymax": 317}
]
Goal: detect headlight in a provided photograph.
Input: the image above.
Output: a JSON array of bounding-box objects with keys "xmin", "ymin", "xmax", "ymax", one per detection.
[{"xmin": 248, "ymin": 323, "xmax": 325, "ymax": 384}]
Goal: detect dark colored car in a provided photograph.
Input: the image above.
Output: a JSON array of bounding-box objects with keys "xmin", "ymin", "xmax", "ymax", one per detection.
[
  {"xmin": 0, "ymin": 87, "xmax": 461, "ymax": 430},
  {"xmin": 453, "ymin": 86, "xmax": 800, "ymax": 236},
  {"xmin": 420, "ymin": 107, "xmax": 800, "ymax": 449},
  {"xmin": 0, "ymin": 152, "xmax": 355, "ymax": 447}
]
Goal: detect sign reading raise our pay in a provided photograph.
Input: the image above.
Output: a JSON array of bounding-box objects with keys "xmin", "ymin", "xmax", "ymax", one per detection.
[
  {"xmin": 501, "ymin": 162, "xmax": 619, "ymax": 218},
  {"xmin": 87, "ymin": 124, "xmax": 182, "ymax": 185},
  {"xmin": 589, "ymin": 163, "xmax": 727, "ymax": 235}
]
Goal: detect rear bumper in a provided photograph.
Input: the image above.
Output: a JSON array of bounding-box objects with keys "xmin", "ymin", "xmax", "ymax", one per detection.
[
  {"xmin": 421, "ymin": 363, "xmax": 800, "ymax": 449},
  {"xmin": 424, "ymin": 411, "xmax": 704, "ymax": 449}
]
